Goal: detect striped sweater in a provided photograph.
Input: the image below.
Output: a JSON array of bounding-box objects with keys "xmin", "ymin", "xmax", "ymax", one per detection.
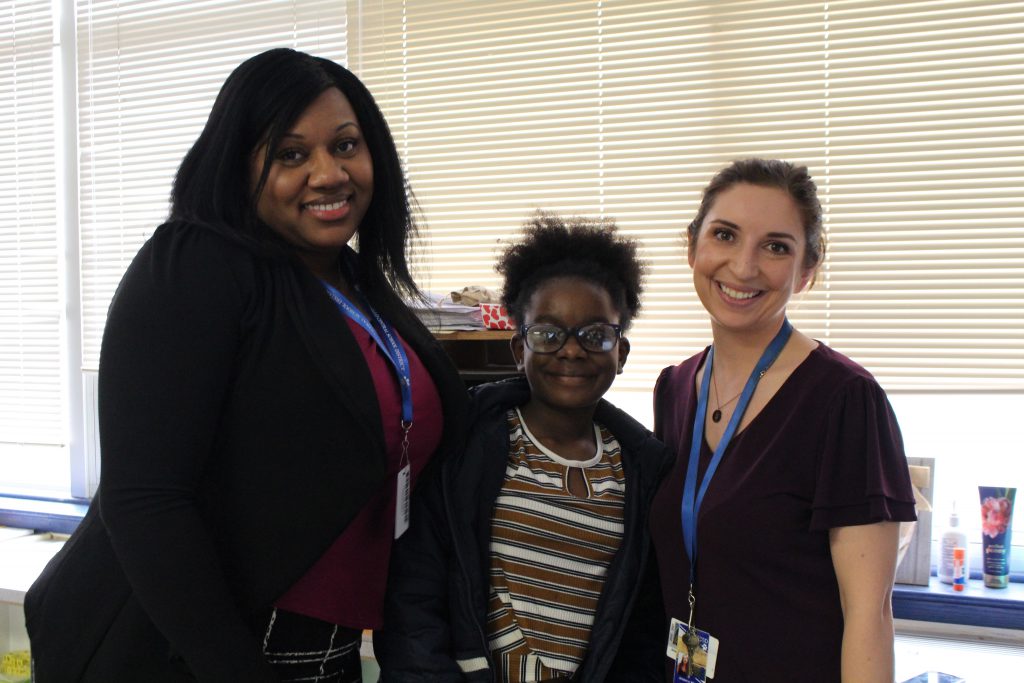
[{"xmin": 486, "ymin": 408, "xmax": 626, "ymax": 682}]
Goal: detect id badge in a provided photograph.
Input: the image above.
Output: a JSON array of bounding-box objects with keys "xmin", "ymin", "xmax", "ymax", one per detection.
[
  {"xmin": 665, "ymin": 617, "xmax": 718, "ymax": 682},
  {"xmin": 394, "ymin": 463, "xmax": 411, "ymax": 539}
]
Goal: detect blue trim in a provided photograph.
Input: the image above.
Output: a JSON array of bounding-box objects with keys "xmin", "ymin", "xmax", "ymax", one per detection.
[
  {"xmin": 893, "ymin": 579, "xmax": 1024, "ymax": 630},
  {"xmin": 0, "ymin": 495, "xmax": 87, "ymax": 534}
]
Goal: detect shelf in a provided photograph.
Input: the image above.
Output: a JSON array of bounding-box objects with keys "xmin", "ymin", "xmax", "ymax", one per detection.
[
  {"xmin": 431, "ymin": 329, "xmax": 514, "ymax": 341},
  {"xmin": 893, "ymin": 577, "xmax": 1024, "ymax": 630},
  {"xmin": 432, "ymin": 330, "xmax": 518, "ymax": 387},
  {"xmin": 0, "ymin": 532, "xmax": 67, "ymax": 605}
]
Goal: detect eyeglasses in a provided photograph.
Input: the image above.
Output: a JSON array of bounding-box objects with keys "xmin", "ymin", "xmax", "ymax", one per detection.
[{"xmin": 520, "ymin": 322, "xmax": 622, "ymax": 354}]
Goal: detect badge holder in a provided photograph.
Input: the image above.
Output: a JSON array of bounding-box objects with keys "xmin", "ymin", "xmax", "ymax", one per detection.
[
  {"xmin": 394, "ymin": 421, "xmax": 412, "ymax": 539},
  {"xmin": 665, "ymin": 590, "xmax": 718, "ymax": 682}
]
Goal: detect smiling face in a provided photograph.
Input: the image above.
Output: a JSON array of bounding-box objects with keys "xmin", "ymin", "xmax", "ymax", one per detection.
[
  {"xmin": 512, "ymin": 276, "xmax": 629, "ymax": 417},
  {"xmin": 252, "ymin": 87, "xmax": 373, "ymax": 278},
  {"xmin": 689, "ymin": 183, "xmax": 815, "ymax": 337}
]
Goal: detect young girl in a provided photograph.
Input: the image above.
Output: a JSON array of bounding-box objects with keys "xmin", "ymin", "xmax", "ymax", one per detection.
[{"xmin": 376, "ymin": 213, "xmax": 668, "ymax": 682}]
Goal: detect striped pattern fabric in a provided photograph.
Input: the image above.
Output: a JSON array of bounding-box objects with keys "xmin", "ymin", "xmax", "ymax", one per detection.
[
  {"xmin": 261, "ymin": 609, "xmax": 363, "ymax": 682},
  {"xmin": 486, "ymin": 408, "xmax": 626, "ymax": 682}
]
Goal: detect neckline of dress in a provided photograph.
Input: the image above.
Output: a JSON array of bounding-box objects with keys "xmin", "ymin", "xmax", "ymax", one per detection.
[
  {"xmin": 698, "ymin": 342, "xmax": 822, "ymax": 452},
  {"xmin": 515, "ymin": 406, "xmax": 604, "ymax": 468}
]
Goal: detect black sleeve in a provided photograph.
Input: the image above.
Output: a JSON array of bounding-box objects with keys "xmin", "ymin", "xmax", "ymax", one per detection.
[
  {"xmin": 97, "ymin": 226, "xmax": 277, "ymax": 681},
  {"xmin": 604, "ymin": 435, "xmax": 671, "ymax": 683},
  {"xmin": 375, "ymin": 464, "xmax": 466, "ymax": 682},
  {"xmin": 606, "ymin": 543, "xmax": 670, "ymax": 682}
]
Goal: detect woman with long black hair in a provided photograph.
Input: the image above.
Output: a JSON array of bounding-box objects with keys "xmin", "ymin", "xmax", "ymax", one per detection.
[{"xmin": 26, "ymin": 48, "xmax": 466, "ymax": 682}]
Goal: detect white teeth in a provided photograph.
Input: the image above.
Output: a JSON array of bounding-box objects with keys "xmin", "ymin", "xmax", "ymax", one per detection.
[
  {"xmin": 719, "ymin": 283, "xmax": 758, "ymax": 300},
  {"xmin": 306, "ymin": 199, "xmax": 347, "ymax": 211}
]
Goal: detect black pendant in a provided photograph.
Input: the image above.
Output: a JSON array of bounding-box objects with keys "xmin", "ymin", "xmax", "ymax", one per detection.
[{"xmin": 711, "ymin": 409, "xmax": 722, "ymax": 423}]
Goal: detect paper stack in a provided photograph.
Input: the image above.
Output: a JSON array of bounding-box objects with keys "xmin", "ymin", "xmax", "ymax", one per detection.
[{"xmin": 409, "ymin": 292, "xmax": 483, "ymax": 331}]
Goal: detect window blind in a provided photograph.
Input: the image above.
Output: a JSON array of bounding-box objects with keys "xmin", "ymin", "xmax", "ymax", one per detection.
[
  {"xmin": 350, "ymin": 0, "xmax": 1024, "ymax": 393},
  {"xmin": 820, "ymin": 1, "xmax": 1024, "ymax": 389},
  {"xmin": 0, "ymin": 0, "xmax": 61, "ymax": 446},
  {"xmin": 77, "ymin": 0, "xmax": 348, "ymax": 368}
]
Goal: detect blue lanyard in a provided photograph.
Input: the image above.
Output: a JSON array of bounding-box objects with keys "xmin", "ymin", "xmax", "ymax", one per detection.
[
  {"xmin": 680, "ymin": 319, "xmax": 792, "ymax": 588},
  {"xmin": 322, "ymin": 282, "xmax": 414, "ymax": 425}
]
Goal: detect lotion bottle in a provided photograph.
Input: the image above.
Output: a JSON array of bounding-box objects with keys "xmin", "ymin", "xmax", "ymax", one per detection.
[{"xmin": 939, "ymin": 502, "xmax": 968, "ymax": 585}]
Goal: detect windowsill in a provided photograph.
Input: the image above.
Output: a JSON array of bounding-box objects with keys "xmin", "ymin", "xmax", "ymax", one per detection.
[
  {"xmin": 893, "ymin": 577, "xmax": 1024, "ymax": 630},
  {"xmin": 0, "ymin": 495, "xmax": 88, "ymax": 535},
  {"xmin": 2, "ymin": 500, "xmax": 1022, "ymax": 632}
]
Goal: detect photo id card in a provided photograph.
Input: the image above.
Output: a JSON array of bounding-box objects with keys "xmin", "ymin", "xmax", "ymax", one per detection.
[{"xmin": 665, "ymin": 617, "xmax": 718, "ymax": 682}]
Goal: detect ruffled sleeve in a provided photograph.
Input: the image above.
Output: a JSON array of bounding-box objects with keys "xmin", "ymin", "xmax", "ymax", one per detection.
[{"xmin": 810, "ymin": 373, "xmax": 917, "ymax": 531}]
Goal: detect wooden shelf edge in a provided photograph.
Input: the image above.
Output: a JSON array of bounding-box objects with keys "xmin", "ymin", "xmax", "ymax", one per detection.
[{"xmin": 432, "ymin": 330, "xmax": 514, "ymax": 340}]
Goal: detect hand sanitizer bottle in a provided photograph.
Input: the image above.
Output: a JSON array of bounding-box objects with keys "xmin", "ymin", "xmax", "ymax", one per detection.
[{"xmin": 939, "ymin": 502, "xmax": 968, "ymax": 585}]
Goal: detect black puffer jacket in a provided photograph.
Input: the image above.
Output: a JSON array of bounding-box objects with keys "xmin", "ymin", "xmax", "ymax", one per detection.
[{"xmin": 376, "ymin": 376, "xmax": 669, "ymax": 682}]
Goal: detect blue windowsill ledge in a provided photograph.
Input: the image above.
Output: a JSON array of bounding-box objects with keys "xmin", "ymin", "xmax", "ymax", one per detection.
[
  {"xmin": 2, "ymin": 494, "xmax": 1023, "ymax": 630},
  {"xmin": 0, "ymin": 495, "xmax": 89, "ymax": 535},
  {"xmin": 893, "ymin": 576, "xmax": 1024, "ymax": 630}
]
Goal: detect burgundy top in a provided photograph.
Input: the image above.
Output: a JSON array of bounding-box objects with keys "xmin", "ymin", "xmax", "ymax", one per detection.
[
  {"xmin": 275, "ymin": 316, "xmax": 443, "ymax": 629},
  {"xmin": 650, "ymin": 344, "xmax": 916, "ymax": 683}
]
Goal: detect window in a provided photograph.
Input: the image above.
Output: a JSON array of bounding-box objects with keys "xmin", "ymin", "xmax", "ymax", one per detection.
[
  {"xmin": 0, "ymin": 0, "xmax": 63, "ymax": 495},
  {"xmin": 0, "ymin": 0, "xmax": 347, "ymax": 499},
  {"xmin": 350, "ymin": 0, "xmax": 1024, "ymax": 392},
  {"xmin": 346, "ymin": 0, "xmax": 1024, "ymax": 568},
  {"xmin": 2, "ymin": 2, "xmax": 1022, "ymax": 577},
  {"xmin": 77, "ymin": 0, "xmax": 349, "ymax": 369}
]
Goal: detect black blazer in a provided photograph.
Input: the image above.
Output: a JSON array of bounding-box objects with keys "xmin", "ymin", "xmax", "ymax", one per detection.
[{"xmin": 24, "ymin": 221, "xmax": 468, "ymax": 682}]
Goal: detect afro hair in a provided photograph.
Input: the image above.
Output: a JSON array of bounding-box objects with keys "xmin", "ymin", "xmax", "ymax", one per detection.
[{"xmin": 496, "ymin": 212, "xmax": 646, "ymax": 331}]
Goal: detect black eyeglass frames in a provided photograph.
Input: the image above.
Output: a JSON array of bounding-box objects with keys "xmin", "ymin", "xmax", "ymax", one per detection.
[{"xmin": 520, "ymin": 322, "xmax": 622, "ymax": 354}]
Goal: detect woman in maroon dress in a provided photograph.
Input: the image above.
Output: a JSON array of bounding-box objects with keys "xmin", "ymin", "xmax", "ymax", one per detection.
[{"xmin": 650, "ymin": 159, "xmax": 916, "ymax": 683}]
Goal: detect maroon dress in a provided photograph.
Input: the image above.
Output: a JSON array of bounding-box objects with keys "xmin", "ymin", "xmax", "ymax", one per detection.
[{"xmin": 650, "ymin": 343, "xmax": 916, "ymax": 683}]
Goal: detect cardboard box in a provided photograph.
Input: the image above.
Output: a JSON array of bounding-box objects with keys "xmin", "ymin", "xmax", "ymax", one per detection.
[{"xmin": 895, "ymin": 457, "xmax": 934, "ymax": 586}]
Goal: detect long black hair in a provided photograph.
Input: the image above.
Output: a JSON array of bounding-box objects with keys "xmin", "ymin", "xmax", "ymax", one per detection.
[{"xmin": 171, "ymin": 48, "xmax": 419, "ymax": 296}]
